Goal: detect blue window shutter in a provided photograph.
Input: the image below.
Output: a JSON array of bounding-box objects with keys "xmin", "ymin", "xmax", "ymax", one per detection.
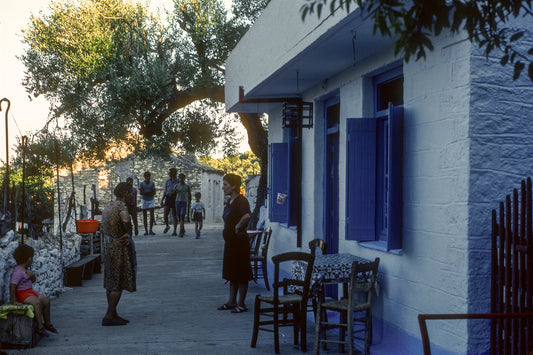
[
  {"xmin": 346, "ymin": 118, "xmax": 376, "ymax": 241},
  {"xmin": 387, "ymin": 103, "xmax": 404, "ymax": 250},
  {"xmin": 269, "ymin": 143, "xmax": 289, "ymax": 223}
]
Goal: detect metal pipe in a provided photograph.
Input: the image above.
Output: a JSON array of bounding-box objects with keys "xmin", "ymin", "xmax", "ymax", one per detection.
[
  {"xmin": 21, "ymin": 135, "xmax": 28, "ymax": 243},
  {"xmin": 0, "ymin": 98, "xmax": 11, "ymax": 214}
]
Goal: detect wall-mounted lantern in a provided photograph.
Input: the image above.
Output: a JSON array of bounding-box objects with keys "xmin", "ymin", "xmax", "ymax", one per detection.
[{"xmin": 282, "ymin": 101, "xmax": 313, "ymax": 128}]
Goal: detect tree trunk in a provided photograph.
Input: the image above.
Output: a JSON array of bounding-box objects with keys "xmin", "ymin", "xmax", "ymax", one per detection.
[{"xmin": 238, "ymin": 112, "xmax": 268, "ymax": 229}]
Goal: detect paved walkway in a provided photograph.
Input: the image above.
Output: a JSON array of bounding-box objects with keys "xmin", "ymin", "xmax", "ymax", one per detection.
[{"xmin": 5, "ymin": 223, "xmax": 314, "ymax": 355}]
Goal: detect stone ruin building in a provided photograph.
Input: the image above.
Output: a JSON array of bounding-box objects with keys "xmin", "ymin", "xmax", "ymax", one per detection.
[{"xmin": 54, "ymin": 154, "xmax": 225, "ymax": 234}]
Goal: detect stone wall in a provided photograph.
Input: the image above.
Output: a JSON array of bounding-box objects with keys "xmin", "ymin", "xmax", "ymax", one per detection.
[
  {"xmin": 55, "ymin": 154, "xmax": 225, "ymax": 234},
  {"xmin": 0, "ymin": 231, "xmax": 81, "ymax": 304}
]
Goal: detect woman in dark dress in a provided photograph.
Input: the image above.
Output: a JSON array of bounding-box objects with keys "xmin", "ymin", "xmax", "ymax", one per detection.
[{"xmin": 217, "ymin": 174, "xmax": 252, "ymax": 313}]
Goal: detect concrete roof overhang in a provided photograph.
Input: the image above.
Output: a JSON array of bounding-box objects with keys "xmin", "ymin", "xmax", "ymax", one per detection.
[{"xmin": 226, "ymin": 6, "xmax": 394, "ymax": 114}]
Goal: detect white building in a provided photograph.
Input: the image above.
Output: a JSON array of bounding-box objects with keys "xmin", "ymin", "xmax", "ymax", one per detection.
[{"xmin": 225, "ymin": 1, "xmax": 533, "ymax": 354}]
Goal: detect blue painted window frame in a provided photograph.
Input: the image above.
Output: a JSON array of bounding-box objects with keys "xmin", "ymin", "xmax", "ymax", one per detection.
[
  {"xmin": 269, "ymin": 142, "xmax": 288, "ymax": 223},
  {"xmin": 345, "ymin": 67, "xmax": 404, "ymax": 251}
]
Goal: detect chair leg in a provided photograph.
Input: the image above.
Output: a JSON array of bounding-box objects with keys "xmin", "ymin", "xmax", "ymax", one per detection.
[
  {"xmin": 347, "ymin": 310, "xmax": 354, "ymax": 355},
  {"xmin": 312, "ymin": 297, "xmax": 318, "ymax": 320},
  {"xmin": 313, "ymin": 304, "xmax": 322, "ymax": 355},
  {"xmin": 274, "ymin": 304, "xmax": 280, "ymax": 354},
  {"xmin": 301, "ymin": 307, "xmax": 307, "ymax": 352},
  {"xmin": 254, "ymin": 260, "xmax": 259, "ymax": 281},
  {"xmin": 339, "ymin": 310, "xmax": 346, "ymax": 353},
  {"xmin": 251, "ymin": 296, "xmax": 260, "ymax": 348},
  {"xmin": 364, "ymin": 309, "xmax": 372, "ymax": 355},
  {"xmin": 293, "ymin": 306, "xmax": 300, "ymax": 346},
  {"xmin": 262, "ymin": 260, "xmax": 270, "ymax": 290}
]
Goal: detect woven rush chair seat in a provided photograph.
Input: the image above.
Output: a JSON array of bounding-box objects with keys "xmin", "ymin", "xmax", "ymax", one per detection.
[{"xmin": 257, "ymin": 293, "xmax": 304, "ymax": 305}]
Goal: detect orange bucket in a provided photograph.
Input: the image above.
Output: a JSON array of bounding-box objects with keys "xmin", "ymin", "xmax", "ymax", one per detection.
[{"xmin": 77, "ymin": 219, "xmax": 100, "ymax": 233}]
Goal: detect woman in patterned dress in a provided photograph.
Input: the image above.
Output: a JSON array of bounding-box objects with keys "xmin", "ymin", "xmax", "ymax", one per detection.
[{"xmin": 101, "ymin": 182, "xmax": 136, "ymax": 326}]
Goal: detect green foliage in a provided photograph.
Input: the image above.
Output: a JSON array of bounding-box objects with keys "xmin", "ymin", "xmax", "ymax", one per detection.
[
  {"xmin": 17, "ymin": 0, "xmax": 271, "ymax": 221},
  {"xmin": 0, "ymin": 164, "xmax": 55, "ymax": 225},
  {"xmin": 300, "ymin": 0, "xmax": 533, "ymax": 82},
  {"xmin": 200, "ymin": 151, "xmax": 261, "ymax": 187},
  {"xmin": 21, "ymin": 0, "xmax": 269, "ymax": 161},
  {"xmin": 165, "ymin": 101, "xmax": 239, "ymax": 156},
  {"xmin": 232, "ymin": 0, "xmax": 271, "ymax": 24}
]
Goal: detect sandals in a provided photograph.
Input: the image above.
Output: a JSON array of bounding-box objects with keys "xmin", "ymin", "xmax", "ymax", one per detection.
[
  {"xmin": 217, "ymin": 303, "xmax": 235, "ymax": 310},
  {"xmin": 231, "ymin": 306, "xmax": 248, "ymax": 313},
  {"xmin": 37, "ymin": 327, "xmax": 50, "ymax": 337},
  {"xmin": 44, "ymin": 324, "xmax": 58, "ymax": 334}
]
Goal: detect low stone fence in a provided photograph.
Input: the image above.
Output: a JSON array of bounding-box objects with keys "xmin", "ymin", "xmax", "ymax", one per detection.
[{"xmin": 0, "ymin": 231, "xmax": 82, "ymax": 304}]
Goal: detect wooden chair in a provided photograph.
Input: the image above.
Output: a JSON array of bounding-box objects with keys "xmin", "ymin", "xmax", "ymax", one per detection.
[
  {"xmin": 313, "ymin": 257, "xmax": 380, "ymax": 355},
  {"xmin": 251, "ymin": 251, "xmax": 315, "ymax": 354},
  {"xmin": 308, "ymin": 239, "xmax": 327, "ymax": 256},
  {"xmin": 250, "ymin": 228, "xmax": 272, "ymax": 290},
  {"xmin": 307, "ymin": 239, "xmax": 327, "ymax": 319},
  {"xmin": 248, "ymin": 229, "xmax": 264, "ymax": 257}
]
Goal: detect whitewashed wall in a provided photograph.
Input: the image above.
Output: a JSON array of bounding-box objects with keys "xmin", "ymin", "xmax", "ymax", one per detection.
[
  {"xmin": 201, "ymin": 171, "xmax": 224, "ymax": 223},
  {"xmin": 466, "ymin": 15, "xmax": 533, "ymax": 353},
  {"xmin": 227, "ymin": 1, "xmax": 533, "ymax": 354},
  {"xmin": 247, "ymin": 4, "xmax": 473, "ymax": 353}
]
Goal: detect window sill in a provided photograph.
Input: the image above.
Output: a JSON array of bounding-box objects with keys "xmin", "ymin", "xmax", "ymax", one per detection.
[
  {"xmin": 359, "ymin": 241, "xmax": 403, "ymax": 255},
  {"xmin": 279, "ymin": 223, "xmax": 297, "ymax": 230}
]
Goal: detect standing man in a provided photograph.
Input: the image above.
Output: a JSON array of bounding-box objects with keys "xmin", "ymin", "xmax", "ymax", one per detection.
[
  {"xmin": 174, "ymin": 173, "xmax": 191, "ymax": 238},
  {"xmin": 161, "ymin": 168, "xmax": 178, "ymax": 236},
  {"xmin": 139, "ymin": 171, "xmax": 156, "ymax": 235},
  {"xmin": 126, "ymin": 177, "xmax": 139, "ymax": 236}
]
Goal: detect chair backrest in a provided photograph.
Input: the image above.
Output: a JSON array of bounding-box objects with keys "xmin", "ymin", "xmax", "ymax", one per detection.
[
  {"xmin": 248, "ymin": 230, "xmax": 264, "ymax": 255},
  {"xmin": 348, "ymin": 257, "xmax": 380, "ymax": 305},
  {"xmin": 259, "ymin": 228, "xmax": 272, "ymax": 257},
  {"xmin": 272, "ymin": 252, "xmax": 315, "ymax": 301},
  {"xmin": 308, "ymin": 239, "xmax": 327, "ymax": 256}
]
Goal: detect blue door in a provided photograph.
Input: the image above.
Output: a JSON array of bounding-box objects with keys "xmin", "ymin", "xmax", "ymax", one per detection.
[{"xmin": 324, "ymin": 98, "xmax": 340, "ymax": 254}]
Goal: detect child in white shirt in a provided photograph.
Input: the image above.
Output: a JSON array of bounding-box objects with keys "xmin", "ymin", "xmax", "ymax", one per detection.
[{"xmin": 191, "ymin": 192, "xmax": 205, "ymax": 239}]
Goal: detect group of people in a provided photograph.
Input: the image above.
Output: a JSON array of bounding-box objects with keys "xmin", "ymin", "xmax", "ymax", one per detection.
[
  {"xmin": 124, "ymin": 169, "xmax": 206, "ymax": 239},
  {"xmin": 9, "ymin": 172, "xmax": 253, "ymax": 331},
  {"xmin": 160, "ymin": 168, "xmax": 204, "ymax": 238}
]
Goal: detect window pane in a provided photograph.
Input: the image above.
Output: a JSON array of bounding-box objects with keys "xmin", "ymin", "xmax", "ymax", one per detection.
[{"xmin": 377, "ymin": 77, "xmax": 404, "ymax": 112}]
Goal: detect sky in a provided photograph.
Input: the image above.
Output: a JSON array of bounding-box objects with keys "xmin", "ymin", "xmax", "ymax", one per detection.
[{"xmin": 0, "ymin": 0, "xmax": 241, "ymax": 164}]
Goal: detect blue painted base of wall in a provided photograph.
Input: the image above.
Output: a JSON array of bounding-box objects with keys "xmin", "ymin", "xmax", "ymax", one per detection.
[
  {"xmin": 312, "ymin": 313, "xmax": 486, "ymax": 355},
  {"xmin": 370, "ymin": 318, "xmax": 453, "ymax": 355},
  {"xmin": 267, "ymin": 261, "xmax": 490, "ymax": 355}
]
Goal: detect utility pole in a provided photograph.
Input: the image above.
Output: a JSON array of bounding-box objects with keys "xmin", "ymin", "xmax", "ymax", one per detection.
[{"xmin": 0, "ymin": 98, "xmax": 11, "ymax": 214}]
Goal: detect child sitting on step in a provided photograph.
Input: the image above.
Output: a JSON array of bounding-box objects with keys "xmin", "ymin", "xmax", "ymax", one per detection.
[{"xmin": 10, "ymin": 244, "xmax": 58, "ymax": 337}]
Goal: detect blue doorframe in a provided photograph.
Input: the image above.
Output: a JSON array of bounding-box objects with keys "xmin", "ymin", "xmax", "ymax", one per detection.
[{"xmin": 324, "ymin": 96, "xmax": 340, "ymax": 255}]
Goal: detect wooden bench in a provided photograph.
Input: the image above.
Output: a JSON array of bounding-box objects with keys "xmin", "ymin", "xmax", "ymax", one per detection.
[
  {"xmin": 65, "ymin": 254, "xmax": 101, "ymax": 287},
  {"xmin": 0, "ymin": 305, "xmax": 40, "ymax": 348}
]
